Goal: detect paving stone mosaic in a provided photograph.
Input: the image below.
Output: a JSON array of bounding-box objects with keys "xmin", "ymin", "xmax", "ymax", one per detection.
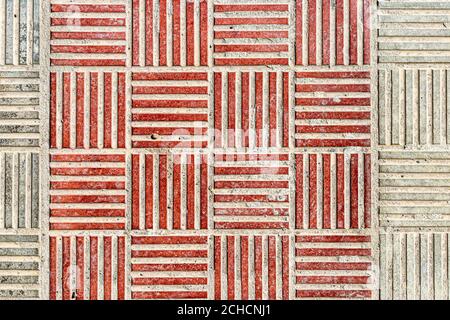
[{"xmin": 0, "ymin": 0, "xmax": 449, "ymax": 300}]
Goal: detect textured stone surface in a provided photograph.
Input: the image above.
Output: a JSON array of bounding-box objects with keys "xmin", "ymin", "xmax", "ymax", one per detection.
[{"xmin": 0, "ymin": 0, "xmax": 449, "ymax": 300}]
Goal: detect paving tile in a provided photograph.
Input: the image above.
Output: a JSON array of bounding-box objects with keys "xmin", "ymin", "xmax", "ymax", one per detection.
[{"xmin": 0, "ymin": 0, "xmax": 449, "ymax": 300}]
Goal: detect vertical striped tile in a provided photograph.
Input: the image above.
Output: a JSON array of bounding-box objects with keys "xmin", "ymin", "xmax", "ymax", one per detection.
[
  {"xmin": 49, "ymin": 234, "xmax": 126, "ymax": 300},
  {"xmin": 132, "ymin": 0, "xmax": 209, "ymax": 66},
  {"xmin": 50, "ymin": 71, "xmax": 126, "ymax": 150},
  {"xmin": 296, "ymin": 0, "xmax": 370, "ymax": 66},
  {"xmin": 214, "ymin": 234, "xmax": 290, "ymax": 300},
  {"xmin": 0, "ymin": 152, "xmax": 39, "ymax": 229},
  {"xmin": 0, "ymin": 0, "xmax": 39, "ymax": 65}
]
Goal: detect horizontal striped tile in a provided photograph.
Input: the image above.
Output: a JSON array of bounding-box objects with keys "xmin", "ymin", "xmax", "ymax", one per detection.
[
  {"xmin": 295, "ymin": 70, "xmax": 371, "ymax": 147},
  {"xmin": 0, "ymin": 71, "xmax": 40, "ymax": 147},
  {"xmin": 131, "ymin": 235, "xmax": 209, "ymax": 299},
  {"xmin": 378, "ymin": 68, "xmax": 450, "ymax": 146},
  {"xmin": 295, "ymin": 233, "xmax": 373, "ymax": 299},
  {"xmin": 49, "ymin": 153, "xmax": 126, "ymax": 230},
  {"xmin": 379, "ymin": 151, "xmax": 450, "ymax": 227},
  {"xmin": 213, "ymin": 153, "xmax": 290, "ymax": 230},
  {"xmin": 213, "ymin": 0, "xmax": 290, "ymax": 66},
  {"xmin": 0, "ymin": 233, "xmax": 40, "ymax": 299},
  {"xmin": 378, "ymin": 0, "xmax": 450, "ymax": 63}
]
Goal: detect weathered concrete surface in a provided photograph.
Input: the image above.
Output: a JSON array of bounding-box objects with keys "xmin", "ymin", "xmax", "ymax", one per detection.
[{"xmin": 0, "ymin": 0, "xmax": 448, "ymax": 300}]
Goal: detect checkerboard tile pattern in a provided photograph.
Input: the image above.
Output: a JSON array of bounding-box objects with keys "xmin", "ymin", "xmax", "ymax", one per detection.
[{"xmin": 0, "ymin": 0, "xmax": 449, "ymax": 300}]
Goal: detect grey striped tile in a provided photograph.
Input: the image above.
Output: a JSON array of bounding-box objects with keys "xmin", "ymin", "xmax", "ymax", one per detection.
[
  {"xmin": 378, "ymin": 0, "xmax": 450, "ymax": 63},
  {"xmin": 379, "ymin": 151, "xmax": 450, "ymax": 227},
  {"xmin": 378, "ymin": 68, "xmax": 450, "ymax": 146},
  {"xmin": 0, "ymin": 71, "xmax": 40, "ymax": 148},
  {"xmin": 380, "ymin": 232, "xmax": 450, "ymax": 300},
  {"xmin": 0, "ymin": 152, "xmax": 39, "ymax": 229},
  {"xmin": 0, "ymin": 0, "xmax": 39, "ymax": 66},
  {"xmin": 0, "ymin": 233, "xmax": 40, "ymax": 299}
]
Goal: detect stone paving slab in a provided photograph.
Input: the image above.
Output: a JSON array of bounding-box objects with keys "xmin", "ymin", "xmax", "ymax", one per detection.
[{"xmin": 0, "ymin": 0, "xmax": 449, "ymax": 300}]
